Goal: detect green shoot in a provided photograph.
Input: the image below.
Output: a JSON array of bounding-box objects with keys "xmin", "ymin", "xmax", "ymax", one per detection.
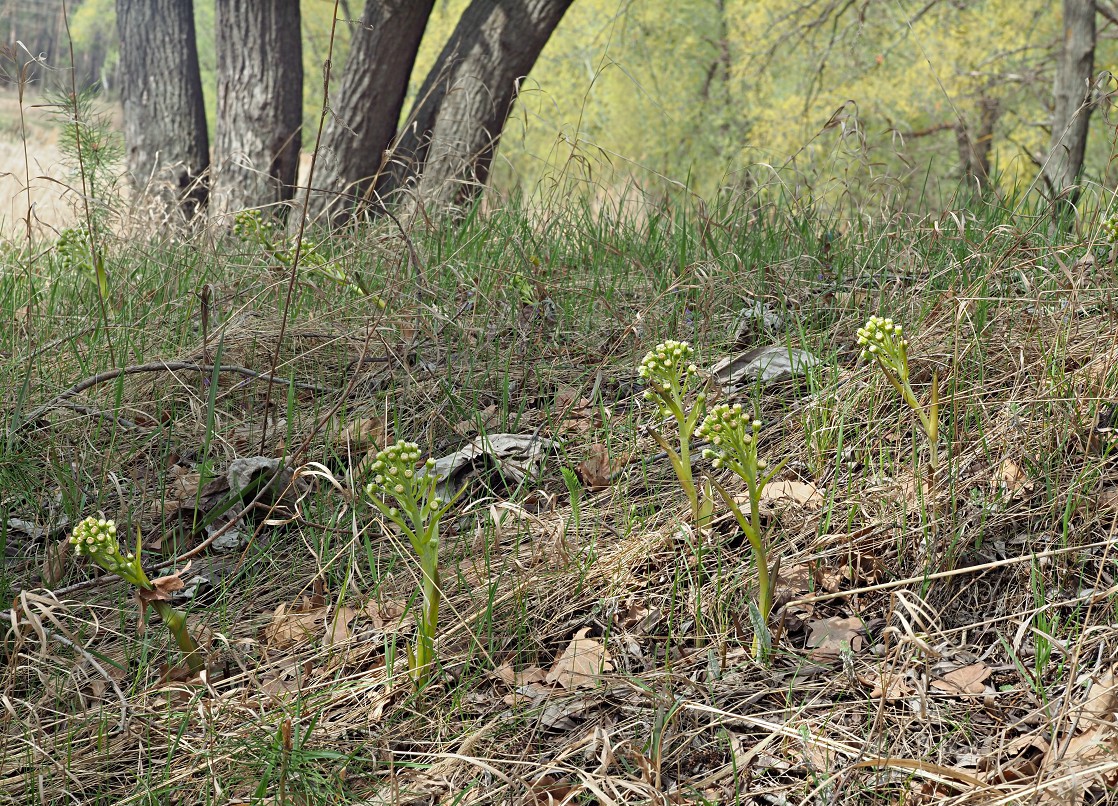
[
  {"xmin": 69, "ymin": 517, "xmax": 203, "ymax": 675},
  {"xmin": 857, "ymin": 316, "xmax": 940, "ymax": 487},
  {"xmin": 638, "ymin": 340, "xmax": 711, "ymax": 527},
  {"xmin": 365, "ymin": 441, "xmax": 456, "ymax": 688},
  {"xmin": 699, "ymin": 405, "xmax": 786, "ymax": 658}
]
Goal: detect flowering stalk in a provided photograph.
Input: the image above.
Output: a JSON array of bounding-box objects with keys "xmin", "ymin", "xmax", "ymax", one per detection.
[
  {"xmin": 365, "ymin": 441, "xmax": 455, "ymax": 688},
  {"xmin": 857, "ymin": 316, "xmax": 939, "ymax": 483},
  {"xmin": 699, "ymin": 406, "xmax": 786, "ymax": 656},
  {"xmin": 638, "ymin": 340, "xmax": 711, "ymax": 527},
  {"xmin": 69, "ymin": 517, "xmax": 203, "ymax": 675}
]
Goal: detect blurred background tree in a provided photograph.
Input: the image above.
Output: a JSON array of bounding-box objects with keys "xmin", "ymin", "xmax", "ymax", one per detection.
[{"xmin": 2, "ymin": 0, "xmax": 1116, "ymax": 219}]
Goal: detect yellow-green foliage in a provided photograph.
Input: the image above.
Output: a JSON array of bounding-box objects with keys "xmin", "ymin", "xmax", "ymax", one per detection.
[{"xmin": 66, "ymin": 0, "xmax": 1118, "ymax": 209}]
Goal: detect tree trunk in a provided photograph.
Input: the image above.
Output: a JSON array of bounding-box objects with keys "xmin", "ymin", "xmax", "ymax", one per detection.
[
  {"xmin": 954, "ymin": 97, "xmax": 1000, "ymax": 192},
  {"xmin": 378, "ymin": 0, "xmax": 573, "ymax": 213},
  {"xmin": 212, "ymin": 0, "xmax": 303, "ymax": 219},
  {"xmin": 1042, "ymin": 0, "xmax": 1096, "ymax": 214},
  {"xmin": 294, "ymin": 0, "xmax": 433, "ymax": 226},
  {"xmin": 115, "ymin": 0, "xmax": 209, "ymax": 217}
]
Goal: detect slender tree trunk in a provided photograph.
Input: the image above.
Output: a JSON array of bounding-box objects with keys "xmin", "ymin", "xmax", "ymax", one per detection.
[
  {"xmin": 212, "ymin": 0, "xmax": 303, "ymax": 218},
  {"xmin": 378, "ymin": 0, "xmax": 573, "ymax": 213},
  {"xmin": 1042, "ymin": 0, "xmax": 1096, "ymax": 216},
  {"xmin": 115, "ymin": 0, "xmax": 209, "ymax": 217},
  {"xmin": 955, "ymin": 96, "xmax": 1000, "ymax": 192},
  {"xmin": 294, "ymin": 0, "xmax": 433, "ymax": 226}
]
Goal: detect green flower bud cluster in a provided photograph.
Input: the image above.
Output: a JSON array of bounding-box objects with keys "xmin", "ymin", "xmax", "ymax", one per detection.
[
  {"xmin": 638, "ymin": 340, "xmax": 702, "ymax": 419},
  {"xmin": 1104, "ymin": 214, "xmax": 1118, "ymax": 244},
  {"xmin": 698, "ymin": 404, "xmax": 766, "ymax": 477},
  {"xmin": 364, "ymin": 439, "xmax": 449, "ymax": 687},
  {"xmin": 69, "ymin": 516, "xmax": 146, "ymax": 587},
  {"xmin": 857, "ymin": 315, "xmax": 909, "ymax": 379},
  {"xmin": 365, "ymin": 442, "xmax": 441, "ymax": 523},
  {"xmin": 54, "ymin": 227, "xmax": 93, "ymax": 274},
  {"xmin": 276, "ymin": 238, "xmax": 327, "ymax": 269},
  {"xmin": 232, "ymin": 209, "xmax": 274, "ymax": 242},
  {"xmin": 639, "ymin": 339, "xmax": 697, "ymax": 386}
]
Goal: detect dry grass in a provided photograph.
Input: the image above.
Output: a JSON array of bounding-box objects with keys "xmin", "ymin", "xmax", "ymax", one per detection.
[{"xmin": 1, "ymin": 187, "xmax": 1117, "ymax": 805}]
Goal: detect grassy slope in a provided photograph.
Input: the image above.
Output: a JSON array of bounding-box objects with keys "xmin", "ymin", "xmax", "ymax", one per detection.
[{"xmin": 0, "ymin": 184, "xmax": 1117, "ymax": 804}]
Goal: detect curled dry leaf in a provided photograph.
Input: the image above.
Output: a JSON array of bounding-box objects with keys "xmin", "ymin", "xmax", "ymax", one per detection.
[
  {"xmin": 931, "ymin": 662, "xmax": 991, "ymax": 696},
  {"xmin": 859, "ymin": 669, "xmax": 912, "ymax": 700},
  {"xmin": 805, "ymin": 616, "xmax": 864, "ymax": 658},
  {"xmin": 263, "ymin": 603, "xmax": 325, "ymax": 650},
  {"xmin": 41, "ymin": 539, "xmax": 68, "ymax": 587},
  {"xmin": 136, "ymin": 563, "xmax": 192, "ymax": 608},
  {"xmin": 762, "ymin": 479, "xmax": 824, "ymax": 509},
  {"xmin": 546, "ymin": 627, "xmax": 613, "ymax": 689},
  {"xmin": 324, "ymin": 605, "xmax": 359, "ymax": 648},
  {"xmin": 991, "ymin": 458, "xmax": 1033, "ymax": 496},
  {"xmin": 360, "ymin": 599, "xmax": 410, "ymax": 632},
  {"xmin": 493, "ymin": 662, "xmax": 547, "ymax": 688},
  {"xmin": 577, "ymin": 443, "xmax": 627, "ymax": 490}
]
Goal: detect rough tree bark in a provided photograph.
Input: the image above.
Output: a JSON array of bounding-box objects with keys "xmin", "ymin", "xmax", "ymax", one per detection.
[
  {"xmin": 1042, "ymin": 0, "xmax": 1096, "ymax": 214},
  {"xmin": 955, "ymin": 97, "xmax": 1000, "ymax": 192},
  {"xmin": 295, "ymin": 0, "xmax": 433, "ymax": 225},
  {"xmin": 115, "ymin": 0, "xmax": 209, "ymax": 216},
  {"xmin": 377, "ymin": 0, "xmax": 574, "ymax": 213},
  {"xmin": 212, "ymin": 0, "xmax": 303, "ymax": 218}
]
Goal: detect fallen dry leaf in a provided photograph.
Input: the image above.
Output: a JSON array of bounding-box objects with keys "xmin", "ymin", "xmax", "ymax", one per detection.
[
  {"xmin": 361, "ymin": 599, "xmax": 410, "ymax": 631},
  {"xmin": 931, "ymin": 662, "xmax": 991, "ymax": 696},
  {"xmin": 805, "ymin": 616, "xmax": 864, "ymax": 657},
  {"xmin": 1076, "ymin": 668, "xmax": 1118, "ymax": 724},
  {"xmin": 521, "ymin": 775, "xmax": 576, "ymax": 806},
  {"xmin": 992, "ymin": 458, "xmax": 1033, "ymax": 496},
  {"xmin": 41, "ymin": 539, "xmax": 68, "ymax": 587},
  {"xmin": 859, "ymin": 669, "xmax": 912, "ymax": 700},
  {"xmin": 546, "ymin": 627, "xmax": 613, "ymax": 689},
  {"xmin": 554, "ymin": 386, "xmax": 600, "ymax": 435},
  {"xmin": 263, "ymin": 603, "xmax": 325, "ymax": 649},
  {"xmin": 324, "ymin": 605, "xmax": 359, "ymax": 648},
  {"xmin": 493, "ymin": 662, "xmax": 547, "ymax": 687},
  {"xmin": 337, "ymin": 414, "xmax": 389, "ymax": 452},
  {"xmin": 711, "ymin": 345, "xmax": 822, "ymax": 392},
  {"xmin": 577, "ymin": 443, "xmax": 626, "ymax": 490},
  {"xmin": 763, "ymin": 479, "xmax": 824, "ymax": 509}
]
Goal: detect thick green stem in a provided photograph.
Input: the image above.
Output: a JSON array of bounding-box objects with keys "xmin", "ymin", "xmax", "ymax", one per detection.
[
  {"xmin": 649, "ymin": 426, "xmax": 702, "ymax": 525},
  {"xmin": 149, "ymin": 600, "xmax": 204, "ymax": 675},
  {"xmin": 711, "ymin": 479, "xmax": 771, "ymax": 656},
  {"xmin": 413, "ymin": 541, "xmax": 440, "ymax": 688},
  {"xmin": 677, "ymin": 434, "xmax": 701, "ymax": 524}
]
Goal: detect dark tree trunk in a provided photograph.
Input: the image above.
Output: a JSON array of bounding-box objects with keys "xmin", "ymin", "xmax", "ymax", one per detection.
[
  {"xmin": 378, "ymin": 0, "xmax": 573, "ymax": 213},
  {"xmin": 954, "ymin": 96, "xmax": 1000, "ymax": 191},
  {"xmin": 295, "ymin": 0, "xmax": 433, "ymax": 226},
  {"xmin": 212, "ymin": 0, "xmax": 303, "ymax": 218},
  {"xmin": 115, "ymin": 0, "xmax": 209, "ymax": 217},
  {"xmin": 1042, "ymin": 0, "xmax": 1096, "ymax": 215}
]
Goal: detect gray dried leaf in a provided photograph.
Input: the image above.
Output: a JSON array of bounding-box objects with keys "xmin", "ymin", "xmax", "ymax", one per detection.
[
  {"xmin": 426, "ymin": 433, "xmax": 556, "ymax": 500},
  {"xmin": 711, "ymin": 345, "xmax": 821, "ymax": 392}
]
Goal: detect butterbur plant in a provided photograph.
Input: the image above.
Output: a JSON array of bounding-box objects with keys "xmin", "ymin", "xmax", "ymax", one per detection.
[
  {"xmin": 639, "ymin": 340, "xmax": 711, "ymax": 527},
  {"xmin": 699, "ymin": 405, "xmax": 785, "ymax": 656},
  {"xmin": 857, "ymin": 316, "xmax": 940, "ymax": 487},
  {"xmin": 69, "ymin": 517, "xmax": 203, "ymax": 675},
  {"xmin": 365, "ymin": 441, "xmax": 454, "ymax": 688}
]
